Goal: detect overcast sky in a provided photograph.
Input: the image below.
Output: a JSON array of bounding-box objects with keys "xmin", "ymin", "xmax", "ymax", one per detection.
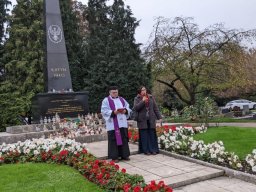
[{"xmin": 10, "ymin": 0, "xmax": 256, "ymax": 46}]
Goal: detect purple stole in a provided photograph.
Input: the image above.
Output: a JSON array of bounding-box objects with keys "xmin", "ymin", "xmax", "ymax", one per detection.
[{"xmin": 107, "ymin": 96, "xmax": 125, "ymax": 146}]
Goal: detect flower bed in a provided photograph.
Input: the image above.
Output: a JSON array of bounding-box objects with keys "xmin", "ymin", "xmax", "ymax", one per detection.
[
  {"xmin": 128, "ymin": 128, "xmax": 139, "ymax": 143},
  {"xmin": 158, "ymin": 125, "xmax": 256, "ymax": 174},
  {"xmin": 0, "ymin": 138, "xmax": 172, "ymax": 192}
]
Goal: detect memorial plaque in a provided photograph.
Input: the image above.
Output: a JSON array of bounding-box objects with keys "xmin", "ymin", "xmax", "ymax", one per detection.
[{"xmin": 32, "ymin": 92, "xmax": 88, "ymax": 121}]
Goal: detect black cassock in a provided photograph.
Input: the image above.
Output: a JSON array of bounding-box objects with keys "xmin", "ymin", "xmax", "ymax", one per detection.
[{"xmin": 107, "ymin": 128, "xmax": 130, "ymax": 160}]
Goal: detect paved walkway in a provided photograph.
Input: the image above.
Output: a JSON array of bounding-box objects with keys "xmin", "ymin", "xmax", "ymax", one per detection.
[
  {"xmin": 176, "ymin": 176, "xmax": 256, "ymax": 192},
  {"xmin": 86, "ymin": 141, "xmax": 256, "ymax": 191}
]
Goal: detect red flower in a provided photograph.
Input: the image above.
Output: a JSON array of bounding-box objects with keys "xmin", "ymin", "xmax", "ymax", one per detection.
[
  {"xmin": 93, "ymin": 164, "xmax": 99, "ymax": 169},
  {"xmin": 121, "ymin": 168, "xmax": 126, "ymax": 173},
  {"xmin": 115, "ymin": 164, "xmax": 119, "ymax": 170},
  {"xmin": 0, "ymin": 157, "xmax": 4, "ymax": 162},
  {"xmin": 133, "ymin": 186, "xmax": 141, "ymax": 192},
  {"xmin": 82, "ymin": 149, "xmax": 87, "ymax": 154},
  {"xmin": 150, "ymin": 180, "xmax": 156, "ymax": 186},
  {"xmin": 51, "ymin": 155, "xmax": 56, "ymax": 160},
  {"xmin": 165, "ymin": 186, "xmax": 173, "ymax": 192},
  {"xmin": 110, "ymin": 161, "xmax": 115, "ymax": 165},
  {"xmin": 101, "ymin": 168, "xmax": 106, "ymax": 174},
  {"xmin": 59, "ymin": 150, "xmax": 69, "ymax": 156},
  {"xmin": 158, "ymin": 180, "xmax": 165, "ymax": 187},
  {"xmin": 170, "ymin": 125, "xmax": 176, "ymax": 131},
  {"xmin": 128, "ymin": 131, "xmax": 132, "ymax": 139},
  {"xmin": 123, "ymin": 183, "xmax": 131, "ymax": 192},
  {"xmin": 105, "ymin": 173, "xmax": 110, "ymax": 179},
  {"xmin": 97, "ymin": 173, "xmax": 103, "ymax": 180},
  {"xmin": 75, "ymin": 152, "xmax": 80, "ymax": 157},
  {"xmin": 133, "ymin": 135, "xmax": 138, "ymax": 141}
]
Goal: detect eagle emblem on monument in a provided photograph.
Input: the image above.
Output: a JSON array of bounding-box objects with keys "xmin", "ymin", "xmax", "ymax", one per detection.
[{"xmin": 48, "ymin": 25, "xmax": 63, "ymax": 44}]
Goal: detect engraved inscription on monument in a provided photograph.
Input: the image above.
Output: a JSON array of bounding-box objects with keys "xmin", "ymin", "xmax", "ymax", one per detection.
[
  {"xmin": 46, "ymin": 99, "xmax": 84, "ymax": 114},
  {"xmin": 32, "ymin": 92, "xmax": 88, "ymax": 120}
]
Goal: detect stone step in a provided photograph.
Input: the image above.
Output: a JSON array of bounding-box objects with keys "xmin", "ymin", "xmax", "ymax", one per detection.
[{"xmin": 86, "ymin": 141, "xmax": 224, "ymax": 188}]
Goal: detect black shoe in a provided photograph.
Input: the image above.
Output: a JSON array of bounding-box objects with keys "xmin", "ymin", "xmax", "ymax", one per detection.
[{"xmin": 122, "ymin": 157, "xmax": 130, "ymax": 161}]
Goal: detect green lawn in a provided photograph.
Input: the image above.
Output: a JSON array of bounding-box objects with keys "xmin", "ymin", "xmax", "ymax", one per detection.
[
  {"xmin": 193, "ymin": 126, "xmax": 256, "ymax": 159},
  {"xmin": 0, "ymin": 163, "xmax": 103, "ymax": 192},
  {"xmin": 165, "ymin": 116, "xmax": 256, "ymax": 123}
]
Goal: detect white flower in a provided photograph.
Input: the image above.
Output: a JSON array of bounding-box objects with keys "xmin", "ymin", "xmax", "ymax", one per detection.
[
  {"xmin": 33, "ymin": 150, "xmax": 39, "ymax": 155},
  {"xmin": 160, "ymin": 135, "xmax": 165, "ymax": 140},
  {"xmin": 248, "ymin": 159, "xmax": 255, "ymax": 167},
  {"xmin": 236, "ymin": 163, "xmax": 242, "ymax": 168},
  {"xmin": 252, "ymin": 166, "xmax": 256, "ymax": 172}
]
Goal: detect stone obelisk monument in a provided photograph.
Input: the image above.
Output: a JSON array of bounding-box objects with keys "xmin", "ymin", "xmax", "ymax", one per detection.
[
  {"xmin": 45, "ymin": 0, "xmax": 72, "ymax": 91},
  {"xmin": 31, "ymin": 0, "xmax": 88, "ymax": 122}
]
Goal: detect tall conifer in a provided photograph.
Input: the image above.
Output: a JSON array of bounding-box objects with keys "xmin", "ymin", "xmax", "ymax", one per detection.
[
  {"xmin": 0, "ymin": 0, "xmax": 44, "ymax": 130},
  {"xmin": 59, "ymin": 0, "xmax": 87, "ymax": 91},
  {"xmin": 85, "ymin": 0, "xmax": 150, "ymax": 111}
]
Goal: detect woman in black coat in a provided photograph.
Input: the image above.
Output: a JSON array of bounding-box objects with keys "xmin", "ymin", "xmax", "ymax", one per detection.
[{"xmin": 133, "ymin": 86, "xmax": 162, "ymax": 155}]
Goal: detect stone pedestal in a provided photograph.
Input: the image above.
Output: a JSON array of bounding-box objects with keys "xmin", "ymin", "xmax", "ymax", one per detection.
[{"xmin": 31, "ymin": 91, "xmax": 88, "ymax": 122}]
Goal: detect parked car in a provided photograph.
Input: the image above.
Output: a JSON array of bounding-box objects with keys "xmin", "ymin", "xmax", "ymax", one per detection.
[{"xmin": 225, "ymin": 99, "xmax": 256, "ymax": 110}]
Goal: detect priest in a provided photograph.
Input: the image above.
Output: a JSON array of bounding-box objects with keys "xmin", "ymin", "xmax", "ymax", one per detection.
[{"xmin": 101, "ymin": 86, "xmax": 131, "ymax": 162}]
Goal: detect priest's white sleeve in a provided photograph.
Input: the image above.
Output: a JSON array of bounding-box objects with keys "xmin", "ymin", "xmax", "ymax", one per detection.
[{"xmin": 101, "ymin": 98, "xmax": 112, "ymax": 122}]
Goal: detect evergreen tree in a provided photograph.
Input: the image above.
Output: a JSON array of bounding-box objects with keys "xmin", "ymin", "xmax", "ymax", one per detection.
[
  {"xmin": 0, "ymin": 0, "xmax": 44, "ymax": 131},
  {"xmin": 59, "ymin": 0, "xmax": 87, "ymax": 91},
  {"xmin": 0, "ymin": 0, "xmax": 11, "ymax": 81},
  {"xmin": 108, "ymin": 0, "xmax": 150, "ymax": 103},
  {"xmin": 85, "ymin": 0, "xmax": 150, "ymax": 112},
  {"xmin": 84, "ymin": 0, "xmax": 112, "ymax": 112}
]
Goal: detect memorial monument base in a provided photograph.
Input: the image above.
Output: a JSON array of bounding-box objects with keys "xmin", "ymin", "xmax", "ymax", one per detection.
[{"xmin": 31, "ymin": 91, "xmax": 89, "ymax": 123}]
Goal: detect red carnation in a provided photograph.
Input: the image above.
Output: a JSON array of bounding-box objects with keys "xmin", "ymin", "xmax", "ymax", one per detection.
[{"xmin": 121, "ymin": 168, "xmax": 126, "ymax": 173}]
